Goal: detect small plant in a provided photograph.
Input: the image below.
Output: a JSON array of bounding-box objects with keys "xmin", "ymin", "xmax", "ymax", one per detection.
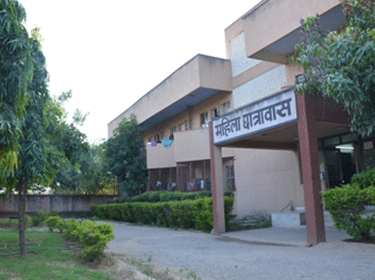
[
  {"xmin": 43, "ymin": 217, "xmax": 114, "ymax": 262},
  {"xmin": 146, "ymin": 251, "xmax": 153, "ymax": 263},
  {"xmin": 351, "ymin": 168, "xmax": 375, "ymax": 189},
  {"xmin": 32, "ymin": 210, "xmax": 60, "ymax": 227},
  {"xmin": 45, "ymin": 216, "xmax": 64, "ymax": 232},
  {"xmin": 17, "ymin": 214, "xmax": 32, "ymax": 229},
  {"xmin": 323, "ymin": 183, "xmax": 375, "ymax": 242}
]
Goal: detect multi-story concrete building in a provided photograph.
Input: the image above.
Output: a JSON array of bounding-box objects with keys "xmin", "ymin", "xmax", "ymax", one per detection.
[{"xmin": 108, "ymin": 0, "xmax": 375, "ymax": 245}]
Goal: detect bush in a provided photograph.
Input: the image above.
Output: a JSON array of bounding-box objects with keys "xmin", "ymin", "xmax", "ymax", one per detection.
[
  {"xmin": 91, "ymin": 197, "xmax": 234, "ymax": 231},
  {"xmin": 323, "ymin": 184, "xmax": 375, "ymax": 242},
  {"xmin": 76, "ymin": 220, "xmax": 115, "ymax": 262},
  {"xmin": 17, "ymin": 214, "xmax": 32, "ymax": 229},
  {"xmin": 46, "ymin": 217, "xmax": 114, "ymax": 262},
  {"xmin": 104, "ymin": 190, "xmax": 234, "ymax": 204},
  {"xmin": 45, "ymin": 216, "xmax": 64, "ymax": 232},
  {"xmin": 31, "ymin": 210, "xmax": 59, "ymax": 227},
  {"xmin": 351, "ymin": 168, "xmax": 375, "ymax": 189}
]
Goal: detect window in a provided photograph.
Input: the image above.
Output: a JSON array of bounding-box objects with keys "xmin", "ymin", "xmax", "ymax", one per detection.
[
  {"xmin": 189, "ymin": 119, "xmax": 193, "ymax": 130},
  {"xmin": 222, "ymin": 101, "xmax": 231, "ymax": 114},
  {"xmin": 148, "ymin": 137, "xmax": 153, "ymax": 143},
  {"xmin": 179, "ymin": 120, "xmax": 188, "ymax": 132},
  {"xmin": 169, "ymin": 126, "xmax": 177, "ymax": 140},
  {"xmin": 211, "ymin": 107, "xmax": 221, "ymax": 118},
  {"xmin": 226, "ymin": 165, "xmax": 235, "ymax": 190},
  {"xmin": 160, "ymin": 131, "xmax": 165, "ymax": 140},
  {"xmin": 155, "ymin": 134, "xmax": 161, "ymax": 143},
  {"xmin": 200, "ymin": 112, "xmax": 209, "ymax": 128}
]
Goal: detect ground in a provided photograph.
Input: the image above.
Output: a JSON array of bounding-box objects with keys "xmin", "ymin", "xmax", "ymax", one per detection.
[{"xmin": 105, "ymin": 221, "xmax": 375, "ymax": 280}]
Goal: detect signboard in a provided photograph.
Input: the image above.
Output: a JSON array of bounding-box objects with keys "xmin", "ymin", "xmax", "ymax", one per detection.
[{"xmin": 212, "ymin": 88, "xmax": 298, "ymax": 145}]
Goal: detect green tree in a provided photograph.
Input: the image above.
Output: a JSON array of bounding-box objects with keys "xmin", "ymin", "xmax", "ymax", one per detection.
[
  {"xmin": 105, "ymin": 115, "xmax": 147, "ymax": 196},
  {"xmin": 294, "ymin": 0, "xmax": 375, "ymax": 136},
  {"xmin": 44, "ymin": 91, "xmax": 90, "ymax": 194},
  {"xmin": 1, "ymin": 27, "xmax": 56, "ymax": 257},
  {"xmin": 80, "ymin": 141, "xmax": 116, "ymax": 195},
  {"xmin": 0, "ymin": 0, "xmax": 33, "ymax": 172}
]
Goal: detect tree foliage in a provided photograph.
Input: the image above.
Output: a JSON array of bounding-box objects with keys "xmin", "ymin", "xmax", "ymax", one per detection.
[
  {"xmin": 0, "ymin": 0, "xmax": 33, "ymax": 171},
  {"xmin": 105, "ymin": 115, "xmax": 147, "ymax": 196},
  {"xmin": 295, "ymin": 0, "xmax": 375, "ymax": 136}
]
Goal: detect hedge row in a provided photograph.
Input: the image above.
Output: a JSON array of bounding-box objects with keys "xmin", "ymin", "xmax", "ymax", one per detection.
[
  {"xmin": 104, "ymin": 190, "xmax": 234, "ymax": 204},
  {"xmin": 91, "ymin": 197, "xmax": 234, "ymax": 231},
  {"xmin": 46, "ymin": 216, "xmax": 114, "ymax": 262}
]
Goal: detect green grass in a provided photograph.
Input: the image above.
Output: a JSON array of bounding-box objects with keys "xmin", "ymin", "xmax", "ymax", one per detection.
[
  {"xmin": 0, "ymin": 218, "xmax": 19, "ymax": 229},
  {"xmin": 0, "ymin": 230, "xmax": 113, "ymax": 280}
]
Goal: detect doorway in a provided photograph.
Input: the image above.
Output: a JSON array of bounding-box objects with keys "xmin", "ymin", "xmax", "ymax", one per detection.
[{"xmin": 325, "ymin": 144, "xmax": 357, "ymax": 188}]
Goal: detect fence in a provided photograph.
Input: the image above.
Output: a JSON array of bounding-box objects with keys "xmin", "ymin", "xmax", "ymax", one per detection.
[{"xmin": 0, "ymin": 195, "xmax": 116, "ymax": 218}]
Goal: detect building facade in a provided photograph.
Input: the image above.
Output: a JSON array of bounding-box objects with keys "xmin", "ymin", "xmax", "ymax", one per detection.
[{"xmin": 108, "ymin": 0, "xmax": 375, "ymax": 245}]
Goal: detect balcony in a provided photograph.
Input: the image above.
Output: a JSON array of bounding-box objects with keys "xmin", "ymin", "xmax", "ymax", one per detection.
[
  {"xmin": 174, "ymin": 128, "xmax": 234, "ymax": 163},
  {"xmin": 146, "ymin": 143, "xmax": 176, "ymax": 169},
  {"xmin": 146, "ymin": 128, "xmax": 235, "ymax": 169}
]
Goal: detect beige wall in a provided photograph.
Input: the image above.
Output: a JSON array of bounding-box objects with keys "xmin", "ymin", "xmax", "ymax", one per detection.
[
  {"xmin": 108, "ymin": 55, "xmax": 232, "ymax": 138},
  {"xmin": 143, "ymin": 92, "xmax": 234, "ymax": 168},
  {"xmin": 173, "ymin": 128, "xmax": 235, "ymax": 163},
  {"xmin": 242, "ymin": 0, "xmax": 341, "ymax": 60},
  {"xmin": 232, "ymin": 148, "xmax": 304, "ymax": 218},
  {"xmin": 141, "ymin": 92, "xmax": 232, "ymax": 144}
]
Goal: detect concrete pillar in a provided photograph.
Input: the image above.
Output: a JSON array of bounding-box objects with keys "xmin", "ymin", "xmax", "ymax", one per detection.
[
  {"xmin": 147, "ymin": 170, "xmax": 151, "ymax": 192},
  {"xmin": 297, "ymin": 95, "xmax": 326, "ymax": 245},
  {"xmin": 209, "ymin": 122, "xmax": 225, "ymax": 233}
]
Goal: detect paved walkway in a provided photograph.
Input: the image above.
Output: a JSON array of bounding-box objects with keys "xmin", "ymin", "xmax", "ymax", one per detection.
[
  {"xmin": 106, "ymin": 222, "xmax": 375, "ymax": 280},
  {"xmin": 221, "ymin": 226, "xmax": 351, "ymax": 246}
]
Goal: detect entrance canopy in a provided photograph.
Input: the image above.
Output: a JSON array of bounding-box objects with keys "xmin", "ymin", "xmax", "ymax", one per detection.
[
  {"xmin": 212, "ymin": 87, "xmax": 350, "ymax": 150},
  {"xmin": 209, "ymin": 86, "xmax": 351, "ymax": 246}
]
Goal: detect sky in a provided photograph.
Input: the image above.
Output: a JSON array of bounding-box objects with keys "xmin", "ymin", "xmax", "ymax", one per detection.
[{"xmin": 19, "ymin": 0, "xmax": 260, "ymax": 143}]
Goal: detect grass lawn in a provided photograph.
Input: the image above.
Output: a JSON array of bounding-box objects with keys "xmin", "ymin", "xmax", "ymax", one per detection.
[{"xmin": 0, "ymin": 230, "xmax": 113, "ymax": 280}]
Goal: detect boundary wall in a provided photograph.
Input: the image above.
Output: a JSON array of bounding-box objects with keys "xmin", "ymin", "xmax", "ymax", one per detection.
[{"xmin": 0, "ymin": 195, "xmax": 116, "ymax": 218}]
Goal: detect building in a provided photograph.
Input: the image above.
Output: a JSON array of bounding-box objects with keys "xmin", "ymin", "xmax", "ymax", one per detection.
[{"xmin": 108, "ymin": 0, "xmax": 375, "ymax": 245}]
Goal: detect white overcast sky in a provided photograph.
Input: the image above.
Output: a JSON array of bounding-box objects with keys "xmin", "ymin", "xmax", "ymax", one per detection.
[{"xmin": 19, "ymin": 0, "xmax": 260, "ymax": 143}]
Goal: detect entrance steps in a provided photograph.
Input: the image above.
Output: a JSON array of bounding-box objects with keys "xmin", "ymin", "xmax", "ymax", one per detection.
[{"xmin": 271, "ymin": 209, "xmax": 336, "ymax": 228}]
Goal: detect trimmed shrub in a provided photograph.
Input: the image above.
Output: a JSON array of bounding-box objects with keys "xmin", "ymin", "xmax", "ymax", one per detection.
[
  {"xmin": 32, "ymin": 210, "xmax": 59, "ymax": 227},
  {"xmin": 45, "ymin": 216, "xmax": 65, "ymax": 232},
  {"xmin": 63, "ymin": 218, "xmax": 82, "ymax": 241},
  {"xmin": 91, "ymin": 197, "xmax": 234, "ymax": 231},
  {"xmin": 46, "ymin": 217, "xmax": 114, "ymax": 262},
  {"xmin": 351, "ymin": 168, "xmax": 375, "ymax": 189},
  {"xmin": 323, "ymin": 184, "xmax": 375, "ymax": 242},
  {"xmin": 77, "ymin": 220, "xmax": 115, "ymax": 262},
  {"xmin": 104, "ymin": 190, "xmax": 234, "ymax": 204}
]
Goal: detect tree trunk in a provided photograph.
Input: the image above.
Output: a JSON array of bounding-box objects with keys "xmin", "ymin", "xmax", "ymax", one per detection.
[{"xmin": 18, "ymin": 180, "xmax": 27, "ymax": 257}]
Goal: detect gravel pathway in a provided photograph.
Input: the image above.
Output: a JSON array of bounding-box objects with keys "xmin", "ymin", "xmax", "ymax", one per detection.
[{"xmin": 106, "ymin": 222, "xmax": 375, "ymax": 280}]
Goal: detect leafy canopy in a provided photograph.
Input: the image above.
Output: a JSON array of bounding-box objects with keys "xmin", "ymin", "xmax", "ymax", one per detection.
[
  {"xmin": 0, "ymin": 0, "xmax": 33, "ymax": 171},
  {"xmin": 295, "ymin": 0, "xmax": 375, "ymax": 136},
  {"xmin": 105, "ymin": 115, "xmax": 147, "ymax": 196}
]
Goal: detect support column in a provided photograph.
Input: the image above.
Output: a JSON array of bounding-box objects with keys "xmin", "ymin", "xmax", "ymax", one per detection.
[
  {"xmin": 147, "ymin": 170, "xmax": 151, "ymax": 192},
  {"xmin": 203, "ymin": 160, "xmax": 206, "ymax": 190},
  {"xmin": 209, "ymin": 122, "xmax": 225, "ymax": 234},
  {"xmin": 297, "ymin": 95, "xmax": 326, "ymax": 245},
  {"xmin": 176, "ymin": 164, "xmax": 180, "ymax": 191},
  {"xmin": 169, "ymin": 167, "xmax": 172, "ymax": 188},
  {"xmin": 189, "ymin": 162, "xmax": 193, "ymax": 183}
]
